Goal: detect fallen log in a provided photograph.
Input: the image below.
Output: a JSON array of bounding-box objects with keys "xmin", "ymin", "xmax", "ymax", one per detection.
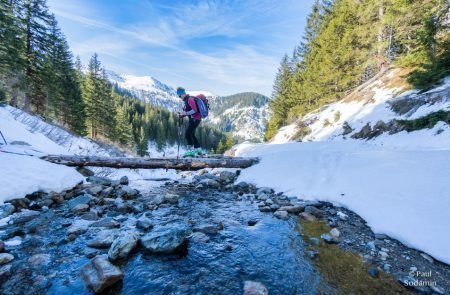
[{"xmin": 41, "ymin": 155, "xmax": 259, "ymax": 170}]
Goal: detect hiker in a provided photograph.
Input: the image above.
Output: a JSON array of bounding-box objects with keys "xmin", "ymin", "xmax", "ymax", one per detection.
[{"xmin": 177, "ymin": 87, "xmax": 204, "ymax": 157}]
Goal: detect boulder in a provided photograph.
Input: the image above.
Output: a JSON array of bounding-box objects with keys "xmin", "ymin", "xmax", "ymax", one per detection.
[
  {"xmin": 243, "ymin": 281, "xmax": 268, "ymax": 295},
  {"xmin": 256, "ymin": 187, "xmax": 273, "ymax": 195},
  {"xmin": 81, "ymin": 255, "xmax": 123, "ymax": 293},
  {"xmin": 219, "ymin": 171, "xmax": 236, "ymax": 184},
  {"xmin": 108, "ymin": 232, "xmax": 139, "ymax": 261},
  {"xmin": 11, "ymin": 210, "xmax": 40, "ymax": 224},
  {"xmin": 68, "ymin": 194, "xmax": 93, "ymax": 210},
  {"xmin": 321, "ymin": 233, "xmax": 339, "ymax": 244},
  {"xmin": 119, "ymin": 186, "xmax": 138, "ymax": 199},
  {"xmin": 88, "ymin": 230, "xmax": 119, "ymax": 248},
  {"xmin": 273, "ymin": 210, "xmax": 289, "ymax": 220},
  {"xmin": 136, "ymin": 217, "xmax": 153, "ymax": 231},
  {"xmin": 140, "ymin": 224, "xmax": 189, "ymax": 254}
]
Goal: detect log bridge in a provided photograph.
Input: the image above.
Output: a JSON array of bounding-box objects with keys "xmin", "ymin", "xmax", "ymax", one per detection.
[{"xmin": 41, "ymin": 155, "xmax": 259, "ymax": 171}]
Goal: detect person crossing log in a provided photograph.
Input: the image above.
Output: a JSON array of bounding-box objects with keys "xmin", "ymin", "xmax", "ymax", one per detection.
[{"xmin": 41, "ymin": 155, "xmax": 259, "ymax": 170}]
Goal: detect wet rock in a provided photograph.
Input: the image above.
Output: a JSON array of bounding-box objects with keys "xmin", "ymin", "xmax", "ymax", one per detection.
[
  {"xmin": 243, "ymin": 281, "xmax": 268, "ymax": 295},
  {"xmin": 140, "ymin": 224, "xmax": 189, "ymax": 254},
  {"xmin": 72, "ymin": 204, "xmax": 89, "ymax": 213},
  {"xmin": 368, "ymin": 267, "xmax": 379, "ymax": 278},
  {"xmin": 136, "ymin": 217, "xmax": 153, "ymax": 231},
  {"xmin": 108, "ymin": 232, "xmax": 139, "ymax": 261},
  {"xmin": 85, "ymin": 248, "xmax": 100, "ymax": 259},
  {"xmin": 320, "ymin": 233, "xmax": 338, "ymax": 244},
  {"xmin": 81, "ymin": 212, "xmax": 99, "ymax": 221},
  {"xmin": 67, "ymin": 220, "xmax": 92, "ymax": 235},
  {"xmin": 149, "ymin": 195, "xmax": 164, "ymax": 205},
  {"xmin": 119, "ymin": 176, "xmax": 129, "ymax": 185},
  {"xmin": 164, "ymin": 193, "xmax": 180, "ymax": 204},
  {"xmin": 199, "ymin": 179, "xmax": 220, "ymax": 188},
  {"xmin": 10, "ymin": 210, "xmax": 40, "ymax": 224},
  {"xmin": 28, "ymin": 254, "xmax": 51, "ymax": 267},
  {"xmin": 87, "ymin": 185, "xmax": 103, "ymax": 195},
  {"xmin": 247, "ymin": 219, "xmax": 258, "ymax": 226},
  {"xmin": 259, "ymin": 206, "xmax": 271, "ymax": 212},
  {"xmin": 0, "ymin": 204, "xmax": 15, "ymax": 218},
  {"xmin": 0, "ymin": 241, "xmax": 4, "ymax": 252},
  {"xmin": 189, "ymin": 232, "xmax": 210, "ymax": 243},
  {"xmin": 304, "ymin": 206, "xmax": 324, "ymax": 218},
  {"xmin": 269, "ymin": 204, "xmax": 280, "ymax": 211},
  {"xmin": 76, "ymin": 167, "xmax": 95, "ymax": 177},
  {"xmin": 0, "ymin": 253, "xmax": 14, "ymax": 264},
  {"xmin": 219, "ymin": 171, "xmax": 236, "ymax": 184},
  {"xmin": 90, "ymin": 218, "xmax": 119, "ymax": 229},
  {"xmin": 68, "ymin": 194, "xmax": 93, "ymax": 210},
  {"xmin": 0, "ymin": 264, "xmax": 11, "ymax": 279},
  {"xmin": 299, "ymin": 212, "xmax": 317, "ymax": 222},
  {"xmin": 86, "ymin": 176, "xmax": 112, "ymax": 186},
  {"xmin": 329, "ymin": 228, "xmax": 340, "ymax": 238},
  {"xmin": 279, "ymin": 205, "xmax": 304, "ymax": 214},
  {"xmin": 193, "ymin": 224, "xmax": 220, "ymax": 235},
  {"xmin": 273, "ymin": 210, "xmax": 289, "ymax": 220},
  {"xmin": 119, "ymin": 186, "xmax": 138, "ymax": 199},
  {"xmin": 88, "ymin": 230, "xmax": 118, "ymax": 248},
  {"xmin": 81, "ymin": 255, "xmax": 123, "ymax": 293}
]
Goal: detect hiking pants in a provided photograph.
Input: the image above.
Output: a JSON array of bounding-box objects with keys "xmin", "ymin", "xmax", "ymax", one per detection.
[{"xmin": 185, "ymin": 118, "xmax": 201, "ymax": 148}]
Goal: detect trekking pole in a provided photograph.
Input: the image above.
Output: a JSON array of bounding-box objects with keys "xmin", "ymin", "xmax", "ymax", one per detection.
[
  {"xmin": 0, "ymin": 129, "xmax": 7, "ymax": 145},
  {"xmin": 176, "ymin": 116, "xmax": 183, "ymax": 159}
]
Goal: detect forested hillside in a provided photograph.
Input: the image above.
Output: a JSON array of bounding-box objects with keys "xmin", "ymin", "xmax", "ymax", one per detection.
[
  {"xmin": 266, "ymin": 0, "xmax": 450, "ymax": 140},
  {"xmin": 0, "ymin": 0, "xmax": 227, "ymax": 154}
]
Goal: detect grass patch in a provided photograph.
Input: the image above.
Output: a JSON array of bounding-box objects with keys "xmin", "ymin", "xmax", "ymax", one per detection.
[{"xmin": 299, "ymin": 220, "xmax": 409, "ymax": 295}]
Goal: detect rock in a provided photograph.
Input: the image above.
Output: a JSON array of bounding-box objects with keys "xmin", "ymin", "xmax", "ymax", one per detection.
[
  {"xmin": 140, "ymin": 224, "xmax": 189, "ymax": 254},
  {"xmin": 81, "ymin": 255, "xmax": 123, "ymax": 293},
  {"xmin": 247, "ymin": 219, "xmax": 258, "ymax": 226},
  {"xmin": 329, "ymin": 228, "xmax": 340, "ymax": 238},
  {"xmin": 430, "ymin": 286, "xmax": 445, "ymax": 295},
  {"xmin": 256, "ymin": 193, "xmax": 269, "ymax": 201},
  {"xmin": 375, "ymin": 233, "xmax": 388, "ymax": 240},
  {"xmin": 279, "ymin": 205, "xmax": 304, "ymax": 214},
  {"xmin": 336, "ymin": 211, "xmax": 348, "ymax": 221},
  {"xmin": 273, "ymin": 210, "xmax": 289, "ymax": 220},
  {"xmin": 309, "ymin": 237, "xmax": 321, "ymax": 246},
  {"xmin": 81, "ymin": 212, "xmax": 99, "ymax": 221},
  {"xmin": 0, "ymin": 241, "xmax": 4, "ymax": 252},
  {"xmin": 368, "ymin": 267, "xmax": 379, "ymax": 278},
  {"xmin": 0, "ymin": 264, "xmax": 11, "ymax": 279},
  {"xmin": 72, "ymin": 204, "xmax": 89, "ymax": 213},
  {"xmin": 108, "ymin": 232, "xmax": 139, "ymax": 261},
  {"xmin": 163, "ymin": 193, "xmax": 180, "ymax": 204},
  {"xmin": 235, "ymin": 181, "xmax": 249, "ymax": 190},
  {"xmin": 0, "ymin": 204, "xmax": 15, "ymax": 218},
  {"xmin": 304, "ymin": 206, "xmax": 324, "ymax": 218},
  {"xmin": 199, "ymin": 179, "xmax": 220, "ymax": 188},
  {"xmin": 7, "ymin": 198, "xmax": 30, "ymax": 210},
  {"xmin": 85, "ymin": 248, "xmax": 100, "ymax": 259},
  {"xmin": 378, "ymin": 251, "xmax": 388, "ymax": 260},
  {"xmin": 150, "ymin": 195, "xmax": 164, "ymax": 205},
  {"xmin": 87, "ymin": 185, "xmax": 103, "ymax": 195},
  {"xmin": 76, "ymin": 167, "xmax": 95, "ymax": 177},
  {"xmin": 259, "ymin": 206, "xmax": 271, "ymax": 212},
  {"xmin": 264, "ymin": 199, "xmax": 273, "ymax": 206},
  {"xmin": 120, "ymin": 186, "xmax": 138, "ymax": 199},
  {"xmin": 383, "ymin": 263, "xmax": 392, "ymax": 271},
  {"xmin": 88, "ymin": 230, "xmax": 119, "ymax": 248},
  {"xmin": 256, "ymin": 187, "xmax": 273, "ymax": 195},
  {"xmin": 243, "ymin": 281, "xmax": 268, "ymax": 295},
  {"xmin": 219, "ymin": 171, "xmax": 236, "ymax": 184},
  {"xmin": 269, "ymin": 204, "xmax": 280, "ymax": 211},
  {"xmin": 90, "ymin": 218, "xmax": 119, "ymax": 229},
  {"xmin": 68, "ymin": 194, "xmax": 93, "ymax": 210},
  {"xmin": 320, "ymin": 233, "xmax": 338, "ymax": 244},
  {"xmin": 28, "ymin": 254, "xmax": 51, "ymax": 267},
  {"xmin": 119, "ymin": 176, "xmax": 129, "ymax": 185},
  {"xmin": 307, "ymin": 250, "xmax": 318, "ymax": 259},
  {"xmin": 0, "ymin": 253, "xmax": 14, "ymax": 264},
  {"xmin": 299, "ymin": 212, "xmax": 317, "ymax": 222},
  {"xmin": 67, "ymin": 220, "xmax": 92, "ymax": 235},
  {"xmin": 420, "ymin": 253, "xmax": 434, "ymax": 263},
  {"xmin": 189, "ymin": 232, "xmax": 210, "ymax": 243},
  {"xmin": 86, "ymin": 176, "xmax": 112, "ymax": 186},
  {"xmin": 136, "ymin": 217, "xmax": 153, "ymax": 231},
  {"xmin": 193, "ymin": 224, "xmax": 220, "ymax": 235},
  {"xmin": 366, "ymin": 241, "xmax": 377, "ymax": 251},
  {"xmin": 10, "ymin": 210, "xmax": 40, "ymax": 224}
]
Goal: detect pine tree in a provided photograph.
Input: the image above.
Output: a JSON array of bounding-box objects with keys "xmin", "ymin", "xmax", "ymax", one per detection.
[
  {"xmin": 116, "ymin": 103, "xmax": 133, "ymax": 146},
  {"xmin": 83, "ymin": 53, "xmax": 103, "ymax": 138}
]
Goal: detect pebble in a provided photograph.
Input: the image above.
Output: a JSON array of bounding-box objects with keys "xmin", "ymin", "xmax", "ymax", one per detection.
[
  {"xmin": 336, "ymin": 211, "xmax": 348, "ymax": 221},
  {"xmin": 420, "ymin": 253, "xmax": 434, "ymax": 263}
]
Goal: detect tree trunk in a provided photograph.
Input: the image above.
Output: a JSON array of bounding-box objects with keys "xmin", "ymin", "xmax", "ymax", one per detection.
[{"xmin": 41, "ymin": 155, "xmax": 259, "ymax": 171}]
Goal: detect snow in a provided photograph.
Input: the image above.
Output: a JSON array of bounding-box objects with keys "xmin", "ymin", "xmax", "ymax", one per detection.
[
  {"xmin": 236, "ymin": 75, "xmax": 450, "ymax": 264},
  {"xmin": 0, "ymin": 149, "xmax": 84, "ymax": 203},
  {"xmin": 188, "ymin": 90, "xmax": 216, "ymax": 97}
]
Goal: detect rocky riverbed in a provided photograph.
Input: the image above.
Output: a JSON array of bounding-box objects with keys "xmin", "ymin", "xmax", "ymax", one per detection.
[{"xmin": 0, "ymin": 169, "xmax": 448, "ymax": 294}]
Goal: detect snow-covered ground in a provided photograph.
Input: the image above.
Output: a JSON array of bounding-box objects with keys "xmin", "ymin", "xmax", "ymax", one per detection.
[
  {"xmin": 236, "ymin": 74, "xmax": 450, "ymax": 264},
  {"xmin": 0, "ymin": 105, "xmax": 183, "ymax": 202}
]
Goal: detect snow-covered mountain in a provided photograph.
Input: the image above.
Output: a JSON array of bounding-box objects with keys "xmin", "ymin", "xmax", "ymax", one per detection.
[
  {"xmin": 234, "ymin": 68, "xmax": 450, "ymax": 264},
  {"xmin": 107, "ymin": 71, "xmax": 270, "ymax": 142}
]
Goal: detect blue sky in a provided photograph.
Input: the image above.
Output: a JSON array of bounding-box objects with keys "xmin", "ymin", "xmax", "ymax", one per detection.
[{"xmin": 47, "ymin": 0, "xmax": 314, "ymax": 96}]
